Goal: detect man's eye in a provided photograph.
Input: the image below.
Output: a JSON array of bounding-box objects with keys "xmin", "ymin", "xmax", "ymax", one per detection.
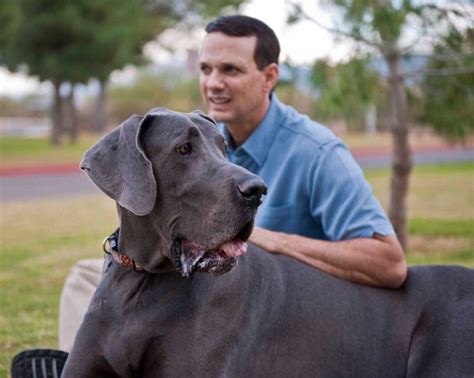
[
  {"xmin": 176, "ymin": 143, "xmax": 192, "ymax": 155},
  {"xmin": 200, "ymin": 65, "xmax": 211, "ymax": 74}
]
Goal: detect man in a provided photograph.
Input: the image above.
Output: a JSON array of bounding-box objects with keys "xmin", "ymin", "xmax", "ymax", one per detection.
[
  {"xmin": 58, "ymin": 14, "xmax": 406, "ymax": 352},
  {"xmin": 198, "ymin": 15, "xmax": 406, "ymax": 288}
]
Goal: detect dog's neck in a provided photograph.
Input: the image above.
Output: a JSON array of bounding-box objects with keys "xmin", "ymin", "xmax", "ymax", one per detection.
[
  {"xmin": 103, "ymin": 229, "xmax": 145, "ymax": 272},
  {"xmin": 103, "ymin": 228, "xmax": 175, "ymax": 274}
]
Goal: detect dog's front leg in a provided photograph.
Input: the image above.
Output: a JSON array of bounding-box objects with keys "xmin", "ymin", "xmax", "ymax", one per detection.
[
  {"xmin": 62, "ymin": 345, "xmax": 117, "ymax": 378},
  {"xmin": 61, "ymin": 313, "xmax": 118, "ymax": 377}
]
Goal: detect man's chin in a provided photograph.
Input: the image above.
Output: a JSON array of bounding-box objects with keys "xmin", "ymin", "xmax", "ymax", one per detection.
[{"xmin": 208, "ymin": 109, "xmax": 233, "ymax": 123}]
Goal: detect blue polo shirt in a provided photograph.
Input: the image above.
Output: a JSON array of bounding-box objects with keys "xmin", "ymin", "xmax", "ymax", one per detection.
[{"xmin": 219, "ymin": 95, "xmax": 395, "ymax": 241}]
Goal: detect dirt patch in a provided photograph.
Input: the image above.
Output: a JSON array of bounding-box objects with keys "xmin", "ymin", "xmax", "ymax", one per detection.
[{"xmin": 408, "ymin": 235, "xmax": 472, "ymax": 255}]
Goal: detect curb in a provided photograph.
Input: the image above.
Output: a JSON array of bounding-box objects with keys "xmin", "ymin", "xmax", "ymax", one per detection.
[
  {"xmin": 1, "ymin": 145, "xmax": 472, "ymax": 178},
  {"xmin": 0, "ymin": 164, "xmax": 80, "ymax": 177}
]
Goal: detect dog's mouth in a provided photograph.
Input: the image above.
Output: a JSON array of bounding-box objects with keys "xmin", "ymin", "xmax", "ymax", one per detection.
[{"xmin": 172, "ymin": 220, "xmax": 254, "ymax": 277}]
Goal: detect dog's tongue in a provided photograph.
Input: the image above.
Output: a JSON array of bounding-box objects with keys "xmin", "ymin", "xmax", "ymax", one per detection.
[{"xmin": 221, "ymin": 239, "xmax": 247, "ymax": 257}]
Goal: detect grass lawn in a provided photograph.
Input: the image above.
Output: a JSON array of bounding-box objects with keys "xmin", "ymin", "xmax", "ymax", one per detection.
[
  {"xmin": 0, "ymin": 154, "xmax": 473, "ymax": 373},
  {"xmin": 0, "ymin": 196, "xmax": 117, "ymax": 375},
  {"xmin": 365, "ymin": 162, "xmax": 474, "ymax": 266},
  {"xmin": 0, "ymin": 135, "xmax": 98, "ymax": 168}
]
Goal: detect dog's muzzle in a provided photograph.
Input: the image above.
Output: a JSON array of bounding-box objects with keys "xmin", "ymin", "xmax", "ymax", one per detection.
[{"xmin": 171, "ymin": 219, "xmax": 254, "ymax": 277}]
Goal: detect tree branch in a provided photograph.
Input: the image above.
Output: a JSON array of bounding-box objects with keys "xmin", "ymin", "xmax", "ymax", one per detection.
[
  {"xmin": 285, "ymin": 1, "xmax": 384, "ymax": 51},
  {"xmin": 405, "ymin": 65, "xmax": 474, "ymax": 78}
]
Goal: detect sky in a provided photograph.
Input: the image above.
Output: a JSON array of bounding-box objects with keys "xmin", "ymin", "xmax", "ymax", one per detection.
[
  {"xmin": 242, "ymin": 0, "xmax": 351, "ymax": 63},
  {"xmin": 0, "ymin": 0, "xmax": 348, "ymax": 97}
]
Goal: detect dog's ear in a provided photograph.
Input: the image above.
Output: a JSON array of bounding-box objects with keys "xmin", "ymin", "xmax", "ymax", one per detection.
[
  {"xmin": 80, "ymin": 114, "xmax": 157, "ymax": 216},
  {"xmin": 192, "ymin": 110, "xmax": 217, "ymax": 125}
]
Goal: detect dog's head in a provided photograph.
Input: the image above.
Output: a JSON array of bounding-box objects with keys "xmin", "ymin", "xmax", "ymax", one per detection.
[{"xmin": 81, "ymin": 108, "xmax": 266, "ymax": 277}]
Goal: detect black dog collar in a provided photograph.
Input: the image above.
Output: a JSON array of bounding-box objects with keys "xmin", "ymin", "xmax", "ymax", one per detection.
[{"xmin": 102, "ymin": 228, "xmax": 145, "ymax": 272}]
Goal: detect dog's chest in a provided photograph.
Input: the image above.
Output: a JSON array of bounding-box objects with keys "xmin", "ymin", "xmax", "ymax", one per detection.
[{"xmin": 98, "ymin": 275, "xmax": 239, "ymax": 371}]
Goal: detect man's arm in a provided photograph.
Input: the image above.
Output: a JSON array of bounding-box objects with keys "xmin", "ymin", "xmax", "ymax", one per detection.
[{"xmin": 249, "ymin": 226, "xmax": 407, "ymax": 288}]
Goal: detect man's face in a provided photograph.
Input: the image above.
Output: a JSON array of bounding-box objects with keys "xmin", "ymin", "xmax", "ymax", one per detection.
[{"xmin": 199, "ymin": 32, "xmax": 273, "ymax": 131}]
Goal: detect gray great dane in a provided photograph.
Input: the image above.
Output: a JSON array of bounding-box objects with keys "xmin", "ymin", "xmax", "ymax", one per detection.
[{"xmin": 62, "ymin": 108, "xmax": 474, "ymax": 377}]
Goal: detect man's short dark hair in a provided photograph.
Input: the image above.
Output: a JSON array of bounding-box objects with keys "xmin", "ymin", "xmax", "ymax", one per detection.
[{"xmin": 205, "ymin": 15, "xmax": 280, "ymax": 70}]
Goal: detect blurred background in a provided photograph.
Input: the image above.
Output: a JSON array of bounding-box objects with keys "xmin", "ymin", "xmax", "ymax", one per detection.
[{"xmin": 0, "ymin": 0, "xmax": 473, "ymax": 374}]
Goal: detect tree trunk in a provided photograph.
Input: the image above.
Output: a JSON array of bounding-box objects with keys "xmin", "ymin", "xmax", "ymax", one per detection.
[
  {"xmin": 386, "ymin": 52, "xmax": 412, "ymax": 251},
  {"xmin": 365, "ymin": 103, "xmax": 377, "ymax": 135},
  {"xmin": 64, "ymin": 84, "xmax": 79, "ymax": 144},
  {"xmin": 51, "ymin": 81, "xmax": 63, "ymax": 146},
  {"xmin": 92, "ymin": 80, "xmax": 108, "ymax": 133}
]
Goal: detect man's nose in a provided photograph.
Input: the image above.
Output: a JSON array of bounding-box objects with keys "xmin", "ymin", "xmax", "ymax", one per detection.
[{"xmin": 206, "ymin": 71, "xmax": 225, "ymax": 90}]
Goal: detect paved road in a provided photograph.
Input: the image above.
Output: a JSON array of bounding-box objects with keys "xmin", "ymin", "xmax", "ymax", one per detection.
[
  {"xmin": 1, "ymin": 147, "xmax": 473, "ymax": 202},
  {"xmin": 356, "ymin": 146, "xmax": 474, "ymax": 169},
  {"xmin": 0, "ymin": 172, "xmax": 100, "ymax": 202}
]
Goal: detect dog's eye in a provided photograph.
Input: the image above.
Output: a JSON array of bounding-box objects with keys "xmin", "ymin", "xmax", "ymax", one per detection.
[{"xmin": 176, "ymin": 143, "xmax": 192, "ymax": 156}]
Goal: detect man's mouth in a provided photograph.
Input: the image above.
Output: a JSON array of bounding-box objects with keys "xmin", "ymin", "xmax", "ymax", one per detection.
[
  {"xmin": 172, "ymin": 220, "xmax": 253, "ymax": 277},
  {"xmin": 209, "ymin": 96, "xmax": 230, "ymax": 106}
]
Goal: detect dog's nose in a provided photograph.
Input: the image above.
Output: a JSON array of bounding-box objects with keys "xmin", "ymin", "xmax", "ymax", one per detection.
[{"xmin": 236, "ymin": 177, "xmax": 267, "ymax": 205}]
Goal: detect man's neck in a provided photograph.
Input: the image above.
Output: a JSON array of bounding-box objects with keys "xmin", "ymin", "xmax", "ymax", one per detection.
[
  {"xmin": 226, "ymin": 98, "xmax": 271, "ymax": 148},
  {"xmin": 226, "ymin": 122, "xmax": 257, "ymax": 148}
]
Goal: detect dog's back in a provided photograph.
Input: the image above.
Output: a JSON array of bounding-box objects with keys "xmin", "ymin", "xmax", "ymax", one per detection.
[
  {"xmin": 63, "ymin": 245, "xmax": 474, "ymax": 377},
  {"xmin": 232, "ymin": 248, "xmax": 474, "ymax": 377}
]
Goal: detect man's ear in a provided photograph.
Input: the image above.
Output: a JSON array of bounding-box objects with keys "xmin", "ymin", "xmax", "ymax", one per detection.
[{"xmin": 263, "ymin": 63, "xmax": 279, "ymax": 93}]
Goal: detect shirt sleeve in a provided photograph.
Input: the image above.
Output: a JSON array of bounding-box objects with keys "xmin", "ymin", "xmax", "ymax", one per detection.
[{"xmin": 307, "ymin": 140, "xmax": 395, "ymax": 241}]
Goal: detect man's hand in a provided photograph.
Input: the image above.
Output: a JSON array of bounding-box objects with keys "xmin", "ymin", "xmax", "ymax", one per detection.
[{"xmin": 249, "ymin": 226, "xmax": 407, "ymax": 289}]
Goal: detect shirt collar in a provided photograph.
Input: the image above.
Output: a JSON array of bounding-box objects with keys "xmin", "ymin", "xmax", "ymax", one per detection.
[{"xmin": 220, "ymin": 94, "xmax": 284, "ymax": 168}]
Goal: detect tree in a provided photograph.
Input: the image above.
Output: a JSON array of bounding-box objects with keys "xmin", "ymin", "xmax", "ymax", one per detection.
[
  {"xmin": 1, "ymin": 0, "xmax": 156, "ymax": 144},
  {"xmin": 0, "ymin": 0, "xmax": 21, "ymax": 64},
  {"xmin": 4, "ymin": 0, "xmax": 191, "ymax": 143},
  {"xmin": 69, "ymin": 1, "xmax": 169, "ymax": 135},
  {"xmin": 288, "ymin": 0, "xmax": 472, "ymax": 250},
  {"xmin": 87, "ymin": 0, "xmax": 247, "ymax": 133},
  {"xmin": 1, "ymin": 0, "xmax": 247, "ymax": 144},
  {"xmin": 310, "ymin": 57, "xmax": 383, "ymax": 131},
  {"xmin": 422, "ymin": 27, "xmax": 474, "ymax": 142}
]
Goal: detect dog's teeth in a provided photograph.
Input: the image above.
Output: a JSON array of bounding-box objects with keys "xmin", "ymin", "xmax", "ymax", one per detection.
[{"xmin": 180, "ymin": 247, "xmax": 208, "ymax": 277}]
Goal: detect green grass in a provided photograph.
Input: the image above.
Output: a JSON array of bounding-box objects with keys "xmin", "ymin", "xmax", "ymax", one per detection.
[
  {"xmin": 407, "ymin": 249, "xmax": 473, "ymax": 266},
  {"xmin": 366, "ymin": 162, "xmax": 474, "ymax": 220},
  {"xmin": 407, "ymin": 218, "xmax": 473, "ymax": 266},
  {"xmin": 365, "ymin": 162, "xmax": 474, "ymax": 268},
  {"xmin": 0, "ymin": 157, "xmax": 473, "ymax": 374},
  {"xmin": 0, "ymin": 135, "xmax": 99, "ymax": 167},
  {"xmin": 0, "ymin": 196, "xmax": 117, "ymax": 375},
  {"xmin": 408, "ymin": 218, "xmax": 474, "ymax": 238}
]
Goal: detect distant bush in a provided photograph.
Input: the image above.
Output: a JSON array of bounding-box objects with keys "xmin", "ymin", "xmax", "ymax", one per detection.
[
  {"xmin": 275, "ymin": 84, "xmax": 320, "ymax": 121},
  {"xmin": 108, "ymin": 72, "xmax": 202, "ymax": 122},
  {"xmin": 421, "ymin": 28, "xmax": 474, "ymax": 142},
  {"xmin": 0, "ymin": 95, "xmax": 49, "ymax": 117}
]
